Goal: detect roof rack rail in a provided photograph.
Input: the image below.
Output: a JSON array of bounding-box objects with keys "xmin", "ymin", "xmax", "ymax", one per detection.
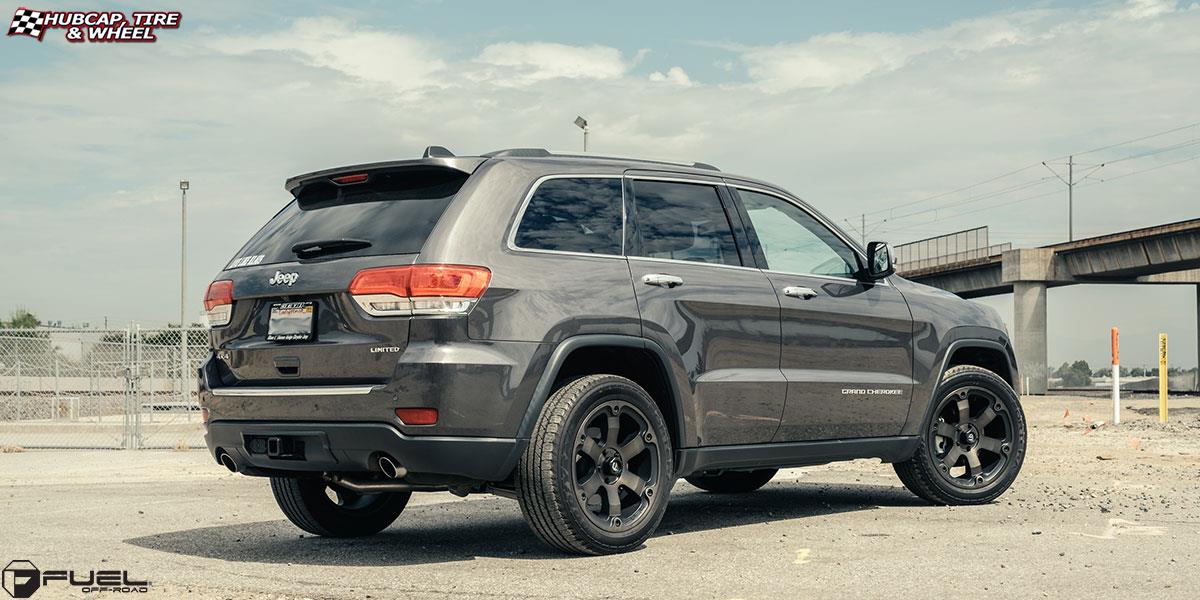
[
  {"xmin": 480, "ymin": 148, "xmax": 720, "ymax": 171},
  {"xmin": 481, "ymin": 148, "xmax": 553, "ymax": 158},
  {"xmin": 422, "ymin": 145, "xmax": 456, "ymax": 158}
]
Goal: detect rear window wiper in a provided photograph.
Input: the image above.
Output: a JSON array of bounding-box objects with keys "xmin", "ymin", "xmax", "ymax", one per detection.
[{"xmin": 291, "ymin": 238, "xmax": 372, "ymax": 259}]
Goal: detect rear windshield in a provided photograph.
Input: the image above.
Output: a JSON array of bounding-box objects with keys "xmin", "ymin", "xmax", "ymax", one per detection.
[{"xmin": 228, "ymin": 167, "xmax": 469, "ymax": 268}]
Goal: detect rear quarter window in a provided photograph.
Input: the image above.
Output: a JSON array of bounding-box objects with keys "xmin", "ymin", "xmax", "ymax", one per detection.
[
  {"xmin": 229, "ymin": 167, "xmax": 468, "ymax": 268},
  {"xmin": 513, "ymin": 177, "xmax": 623, "ymax": 255}
]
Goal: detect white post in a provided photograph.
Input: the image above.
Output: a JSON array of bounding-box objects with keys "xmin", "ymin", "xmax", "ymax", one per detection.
[{"xmin": 1111, "ymin": 327, "xmax": 1120, "ymax": 425}]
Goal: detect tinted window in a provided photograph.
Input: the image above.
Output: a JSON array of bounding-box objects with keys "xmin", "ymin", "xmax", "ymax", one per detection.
[
  {"xmin": 514, "ymin": 178, "xmax": 623, "ymax": 255},
  {"xmin": 739, "ymin": 190, "xmax": 858, "ymax": 277},
  {"xmin": 631, "ymin": 180, "xmax": 741, "ymax": 266},
  {"xmin": 230, "ymin": 167, "xmax": 467, "ymax": 268}
]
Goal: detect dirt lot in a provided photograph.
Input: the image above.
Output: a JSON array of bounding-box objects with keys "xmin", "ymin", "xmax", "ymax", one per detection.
[{"xmin": 2, "ymin": 394, "xmax": 1198, "ymax": 600}]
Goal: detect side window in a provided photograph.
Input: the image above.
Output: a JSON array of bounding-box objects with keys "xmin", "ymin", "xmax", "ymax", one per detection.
[
  {"xmin": 739, "ymin": 190, "xmax": 859, "ymax": 277},
  {"xmin": 630, "ymin": 180, "xmax": 741, "ymax": 266},
  {"xmin": 514, "ymin": 177, "xmax": 623, "ymax": 255}
]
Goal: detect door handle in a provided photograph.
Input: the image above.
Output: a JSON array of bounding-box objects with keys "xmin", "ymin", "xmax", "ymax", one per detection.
[
  {"xmin": 782, "ymin": 286, "xmax": 818, "ymax": 299},
  {"xmin": 642, "ymin": 273, "xmax": 684, "ymax": 288}
]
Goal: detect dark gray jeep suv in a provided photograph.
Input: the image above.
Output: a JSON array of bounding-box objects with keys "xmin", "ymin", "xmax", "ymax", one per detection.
[{"xmin": 199, "ymin": 147, "xmax": 1026, "ymax": 554}]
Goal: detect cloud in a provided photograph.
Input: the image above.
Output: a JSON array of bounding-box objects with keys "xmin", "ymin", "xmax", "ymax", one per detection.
[
  {"xmin": 734, "ymin": 13, "xmax": 1038, "ymax": 91},
  {"xmin": 1112, "ymin": 0, "xmax": 1178, "ymax": 19},
  {"xmin": 474, "ymin": 42, "xmax": 630, "ymax": 84},
  {"xmin": 648, "ymin": 66, "xmax": 693, "ymax": 86},
  {"xmin": 212, "ymin": 17, "xmax": 446, "ymax": 92},
  {"xmin": 0, "ymin": 0, "xmax": 1198, "ymax": 361}
]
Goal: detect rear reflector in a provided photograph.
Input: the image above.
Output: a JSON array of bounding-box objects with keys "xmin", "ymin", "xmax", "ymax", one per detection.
[
  {"xmin": 349, "ymin": 265, "xmax": 491, "ymax": 317},
  {"xmin": 204, "ymin": 280, "xmax": 234, "ymax": 327},
  {"xmin": 331, "ymin": 173, "xmax": 369, "ymax": 185},
  {"xmin": 395, "ymin": 407, "xmax": 438, "ymax": 426}
]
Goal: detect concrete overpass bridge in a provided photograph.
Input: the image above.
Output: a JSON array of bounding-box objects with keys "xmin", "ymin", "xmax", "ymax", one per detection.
[{"xmin": 898, "ymin": 219, "xmax": 1200, "ymax": 393}]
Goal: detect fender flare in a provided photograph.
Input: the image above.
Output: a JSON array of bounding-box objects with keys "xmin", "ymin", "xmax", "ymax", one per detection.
[
  {"xmin": 914, "ymin": 337, "xmax": 1019, "ymax": 434},
  {"xmin": 513, "ymin": 334, "xmax": 686, "ymax": 445}
]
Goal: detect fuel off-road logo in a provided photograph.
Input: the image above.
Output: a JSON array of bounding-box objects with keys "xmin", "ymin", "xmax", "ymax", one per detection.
[
  {"xmin": 2, "ymin": 560, "xmax": 150, "ymax": 597},
  {"xmin": 7, "ymin": 7, "xmax": 180, "ymax": 42}
]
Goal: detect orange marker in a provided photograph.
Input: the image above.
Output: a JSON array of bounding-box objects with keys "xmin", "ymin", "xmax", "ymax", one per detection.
[{"xmin": 1111, "ymin": 327, "xmax": 1120, "ymax": 424}]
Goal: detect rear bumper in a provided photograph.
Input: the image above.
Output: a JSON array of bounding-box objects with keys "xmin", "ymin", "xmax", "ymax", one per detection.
[{"xmin": 204, "ymin": 420, "xmax": 520, "ymax": 482}]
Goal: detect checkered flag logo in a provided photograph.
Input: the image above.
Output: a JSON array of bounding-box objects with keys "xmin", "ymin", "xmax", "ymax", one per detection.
[{"xmin": 8, "ymin": 7, "xmax": 47, "ymax": 40}]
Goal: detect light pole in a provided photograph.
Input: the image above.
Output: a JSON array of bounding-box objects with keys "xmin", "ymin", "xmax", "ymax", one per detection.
[
  {"xmin": 574, "ymin": 116, "xmax": 589, "ymax": 152},
  {"xmin": 179, "ymin": 180, "xmax": 189, "ymax": 401}
]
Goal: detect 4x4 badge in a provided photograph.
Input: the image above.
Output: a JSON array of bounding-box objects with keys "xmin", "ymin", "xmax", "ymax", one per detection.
[{"xmin": 268, "ymin": 271, "xmax": 299, "ymax": 286}]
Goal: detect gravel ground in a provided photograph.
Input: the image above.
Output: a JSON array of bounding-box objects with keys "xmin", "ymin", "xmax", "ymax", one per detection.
[{"xmin": 1, "ymin": 394, "xmax": 1197, "ymax": 600}]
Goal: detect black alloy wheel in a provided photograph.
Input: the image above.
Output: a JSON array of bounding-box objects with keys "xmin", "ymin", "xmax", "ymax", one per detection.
[
  {"xmin": 572, "ymin": 399, "xmax": 662, "ymax": 532},
  {"xmin": 894, "ymin": 365, "xmax": 1027, "ymax": 505},
  {"xmin": 930, "ymin": 385, "xmax": 1014, "ymax": 489}
]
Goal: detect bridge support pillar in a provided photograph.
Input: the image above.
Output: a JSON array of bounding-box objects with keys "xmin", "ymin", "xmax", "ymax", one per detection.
[
  {"xmin": 1013, "ymin": 282, "xmax": 1048, "ymax": 395},
  {"xmin": 1002, "ymin": 248, "xmax": 1058, "ymax": 395}
]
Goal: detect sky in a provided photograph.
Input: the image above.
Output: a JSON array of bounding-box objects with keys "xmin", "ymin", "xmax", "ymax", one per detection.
[{"xmin": 0, "ymin": 0, "xmax": 1197, "ymax": 369}]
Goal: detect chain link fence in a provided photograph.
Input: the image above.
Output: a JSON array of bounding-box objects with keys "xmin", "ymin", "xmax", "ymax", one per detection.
[{"xmin": 0, "ymin": 326, "xmax": 208, "ymax": 449}]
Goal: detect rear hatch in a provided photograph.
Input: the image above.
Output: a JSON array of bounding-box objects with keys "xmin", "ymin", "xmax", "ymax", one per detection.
[{"xmin": 208, "ymin": 164, "xmax": 476, "ymax": 385}]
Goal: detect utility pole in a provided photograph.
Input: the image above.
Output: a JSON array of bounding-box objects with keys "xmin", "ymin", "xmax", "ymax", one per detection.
[
  {"xmin": 843, "ymin": 214, "xmax": 869, "ymax": 247},
  {"xmin": 1068, "ymin": 155, "xmax": 1073, "ymax": 242},
  {"xmin": 179, "ymin": 180, "xmax": 189, "ymax": 401},
  {"xmin": 1043, "ymin": 155, "xmax": 1076, "ymax": 241},
  {"xmin": 1043, "ymin": 154, "xmax": 1104, "ymax": 242}
]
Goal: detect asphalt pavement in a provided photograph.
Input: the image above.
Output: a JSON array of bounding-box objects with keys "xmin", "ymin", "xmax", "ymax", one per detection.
[{"xmin": 2, "ymin": 394, "xmax": 1197, "ymax": 599}]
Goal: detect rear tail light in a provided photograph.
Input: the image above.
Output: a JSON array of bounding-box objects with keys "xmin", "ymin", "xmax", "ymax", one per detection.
[
  {"xmin": 349, "ymin": 265, "xmax": 491, "ymax": 317},
  {"xmin": 204, "ymin": 280, "xmax": 234, "ymax": 327},
  {"xmin": 394, "ymin": 407, "xmax": 438, "ymax": 426}
]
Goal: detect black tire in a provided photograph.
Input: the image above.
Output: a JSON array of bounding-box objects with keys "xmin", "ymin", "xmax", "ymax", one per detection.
[
  {"xmin": 894, "ymin": 365, "xmax": 1027, "ymax": 505},
  {"xmin": 685, "ymin": 469, "xmax": 778, "ymax": 493},
  {"xmin": 270, "ymin": 476, "xmax": 411, "ymax": 537},
  {"xmin": 516, "ymin": 374, "xmax": 674, "ymax": 555}
]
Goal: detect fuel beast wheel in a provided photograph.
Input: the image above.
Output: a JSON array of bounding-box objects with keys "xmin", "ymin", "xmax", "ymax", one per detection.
[
  {"xmin": 516, "ymin": 374, "xmax": 673, "ymax": 555},
  {"xmin": 895, "ymin": 365, "xmax": 1027, "ymax": 505}
]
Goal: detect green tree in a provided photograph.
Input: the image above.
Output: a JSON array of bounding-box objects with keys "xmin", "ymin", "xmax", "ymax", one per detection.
[
  {"xmin": 4, "ymin": 308, "xmax": 39, "ymax": 328},
  {"xmin": 1054, "ymin": 360, "xmax": 1092, "ymax": 387}
]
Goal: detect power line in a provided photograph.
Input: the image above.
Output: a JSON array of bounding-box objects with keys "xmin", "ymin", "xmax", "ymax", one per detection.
[
  {"xmin": 1048, "ymin": 120, "xmax": 1200, "ymax": 160},
  {"xmin": 861, "ymin": 163, "xmax": 1041, "ymax": 218},
  {"xmin": 862, "ymin": 176, "xmax": 1055, "ymax": 230},
  {"xmin": 879, "ymin": 186, "xmax": 1067, "ymax": 236},
  {"xmin": 1101, "ymin": 137, "xmax": 1200, "ymax": 165},
  {"xmin": 862, "ymin": 122, "xmax": 1200, "ymax": 225},
  {"xmin": 1093, "ymin": 152, "xmax": 1200, "ymax": 183},
  {"xmin": 867, "ymin": 121, "xmax": 1200, "ymax": 239},
  {"xmin": 879, "ymin": 153, "xmax": 1199, "ymax": 238}
]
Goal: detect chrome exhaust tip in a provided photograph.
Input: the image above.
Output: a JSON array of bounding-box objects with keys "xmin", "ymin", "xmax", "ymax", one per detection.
[
  {"xmin": 218, "ymin": 451, "xmax": 237, "ymax": 473},
  {"xmin": 377, "ymin": 455, "xmax": 406, "ymax": 479}
]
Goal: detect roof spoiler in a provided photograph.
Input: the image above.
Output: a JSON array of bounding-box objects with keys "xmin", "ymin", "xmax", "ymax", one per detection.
[{"xmin": 285, "ymin": 155, "xmax": 485, "ymax": 194}]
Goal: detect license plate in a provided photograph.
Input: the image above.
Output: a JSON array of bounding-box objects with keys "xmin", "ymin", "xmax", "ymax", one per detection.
[{"xmin": 267, "ymin": 302, "xmax": 315, "ymax": 342}]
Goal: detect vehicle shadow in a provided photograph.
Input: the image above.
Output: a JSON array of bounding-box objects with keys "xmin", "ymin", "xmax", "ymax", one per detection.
[{"xmin": 124, "ymin": 482, "xmax": 924, "ymax": 566}]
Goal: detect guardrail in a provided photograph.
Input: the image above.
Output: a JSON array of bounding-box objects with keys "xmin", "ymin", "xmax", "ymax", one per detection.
[{"xmin": 896, "ymin": 243, "xmax": 1012, "ymax": 272}]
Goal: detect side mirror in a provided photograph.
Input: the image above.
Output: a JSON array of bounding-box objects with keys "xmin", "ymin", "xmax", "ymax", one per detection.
[{"xmin": 864, "ymin": 241, "xmax": 895, "ymax": 280}]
